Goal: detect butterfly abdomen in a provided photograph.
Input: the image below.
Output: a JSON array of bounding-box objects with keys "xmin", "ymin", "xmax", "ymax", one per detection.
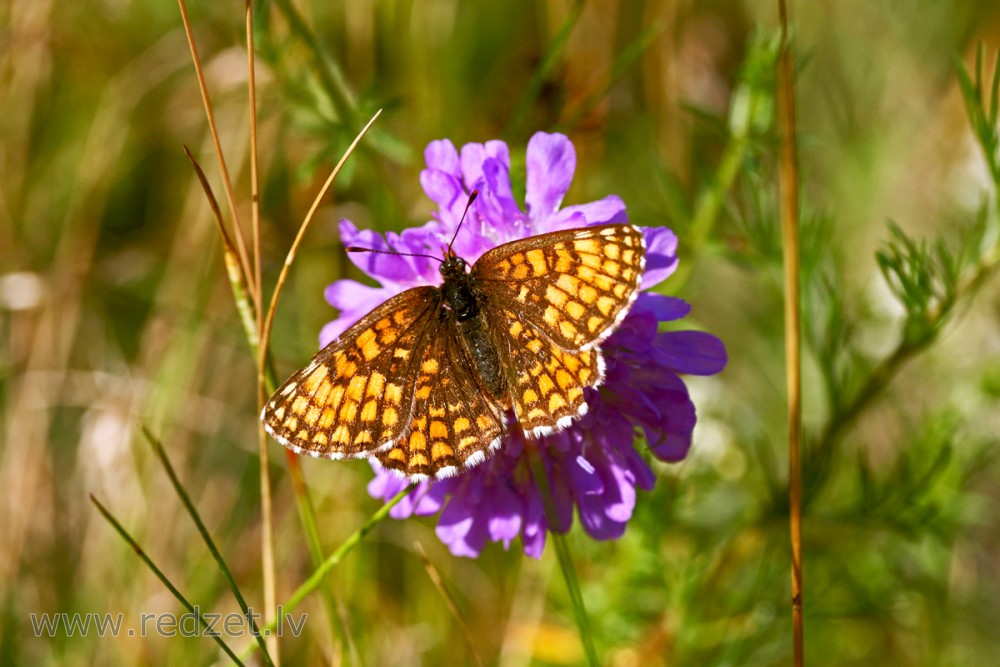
[
  {"xmin": 456, "ymin": 308, "xmax": 506, "ymax": 401},
  {"xmin": 441, "ymin": 271, "xmax": 507, "ymax": 401}
]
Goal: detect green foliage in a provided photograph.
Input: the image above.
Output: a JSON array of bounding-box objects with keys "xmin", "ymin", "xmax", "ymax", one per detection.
[{"xmin": 3, "ymin": 2, "xmax": 1000, "ymax": 666}]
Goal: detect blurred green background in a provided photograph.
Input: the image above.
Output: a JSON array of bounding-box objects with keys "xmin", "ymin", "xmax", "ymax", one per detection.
[{"xmin": 3, "ymin": 1, "xmax": 1000, "ymax": 665}]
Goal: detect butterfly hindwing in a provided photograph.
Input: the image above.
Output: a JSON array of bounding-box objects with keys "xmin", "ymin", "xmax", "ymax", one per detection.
[
  {"xmin": 261, "ymin": 286, "xmax": 441, "ymax": 459},
  {"xmin": 263, "ymin": 222, "xmax": 647, "ymax": 479},
  {"xmin": 488, "ymin": 306, "xmax": 604, "ymax": 436},
  {"xmin": 373, "ymin": 313, "xmax": 507, "ymax": 478},
  {"xmin": 471, "ymin": 224, "xmax": 645, "ymax": 351}
]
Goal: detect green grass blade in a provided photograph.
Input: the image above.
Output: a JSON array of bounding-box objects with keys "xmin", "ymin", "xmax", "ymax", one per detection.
[
  {"xmin": 90, "ymin": 495, "xmax": 246, "ymax": 666},
  {"xmin": 238, "ymin": 482, "xmax": 418, "ymax": 661},
  {"xmin": 271, "ymin": 0, "xmax": 356, "ymax": 122},
  {"xmin": 989, "ymin": 49, "xmax": 1000, "ymax": 126},
  {"xmin": 528, "ymin": 453, "xmax": 600, "ymax": 667},
  {"xmin": 287, "ymin": 456, "xmax": 356, "ymax": 664},
  {"xmin": 506, "ymin": 0, "xmax": 585, "ymax": 137},
  {"xmin": 142, "ymin": 427, "xmax": 274, "ymax": 666}
]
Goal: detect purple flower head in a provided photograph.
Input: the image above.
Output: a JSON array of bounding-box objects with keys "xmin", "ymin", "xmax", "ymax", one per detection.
[{"xmin": 325, "ymin": 132, "xmax": 726, "ymax": 558}]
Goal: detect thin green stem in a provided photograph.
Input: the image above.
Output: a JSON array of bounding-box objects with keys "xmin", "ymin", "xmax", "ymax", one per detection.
[
  {"xmin": 528, "ymin": 452, "xmax": 600, "ymax": 667},
  {"xmin": 238, "ymin": 483, "xmax": 417, "ymax": 661},
  {"xmin": 183, "ymin": 145, "xmax": 259, "ymax": 352},
  {"xmin": 668, "ymin": 38, "xmax": 776, "ymax": 293},
  {"xmin": 286, "ymin": 453, "xmax": 353, "ymax": 663},
  {"xmin": 90, "ymin": 495, "xmax": 245, "ymax": 666},
  {"xmin": 806, "ymin": 246, "xmax": 1000, "ymax": 504},
  {"xmin": 143, "ymin": 428, "xmax": 274, "ymax": 666}
]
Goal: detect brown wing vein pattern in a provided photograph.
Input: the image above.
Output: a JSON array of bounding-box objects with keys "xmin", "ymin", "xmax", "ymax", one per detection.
[
  {"xmin": 261, "ymin": 286, "xmax": 441, "ymax": 459},
  {"xmin": 472, "ymin": 224, "xmax": 646, "ymax": 352},
  {"xmin": 263, "ymin": 223, "xmax": 647, "ymax": 479},
  {"xmin": 373, "ymin": 315, "xmax": 506, "ymax": 478},
  {"xmin": 473, "ymin": 223, "xmax": 644, "ymax": 436}
]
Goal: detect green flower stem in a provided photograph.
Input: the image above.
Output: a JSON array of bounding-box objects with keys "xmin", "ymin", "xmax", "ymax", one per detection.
[
  {"xmin": 669, "ymin": 37, "xmax": 777, "ymax": 293},
  {"xmin": 285, "ymin": 452, "xmax": 353, "ymax": 661},
  {"xmin": 238, "ymin": 483, "xmax": 417, "ymax": 662},
  {"xmin": 143, "ymin": 427, "xmax": 274, "ymax": 666},
  {"xmin": 529, "ymin": 452, "xmax": 600, "ymax": 667},
  {"xmin": 807, "ymin": 245, "xmax": 1000, "ymax": 504},
  {"xmin": 90, "ymin": 495, "xmax": 245, "ymax": 666}
]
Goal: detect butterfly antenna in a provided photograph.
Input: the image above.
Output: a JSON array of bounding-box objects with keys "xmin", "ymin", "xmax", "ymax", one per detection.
[
  {"xmin": 447, "ymin": 190, "xmax": 479, "ymax": 252},
  {"xmin": 346, "ymin": 246, "xmax": 443, "ymax": 263}
]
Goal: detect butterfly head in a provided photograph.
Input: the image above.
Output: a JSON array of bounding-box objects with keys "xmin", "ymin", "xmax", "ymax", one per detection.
[{"xmin": 439, "ymin": 249, "xmax": 468, "ymax": 280}]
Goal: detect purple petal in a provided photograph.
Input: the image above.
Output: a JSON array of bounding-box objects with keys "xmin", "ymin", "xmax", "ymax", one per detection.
[
  {"xmin": 420, "ymin": 168, "xmax": 463, "ymax": 214},
  {"xmin": 539, "ymin": 209, "xmax": 588, "ymax": 234},
  {"xmin": 460, "ymin": 140, "xmax": 510, "ymax": 190},
  {"xmin": 436, "ymin": 499, "xmax": 474, "ymax": 544},
  {"xmin": 619, "ymin": 445, "xmax": 657, "ymax": 491},
  {"xmin": 641, "ymin": 226, "xmax": 680, "ymax": 289},
  {"xmin": 525, "ymin": 132, "xmax": 575, "ymax": 221},
  {"xmin": 548, "ymin": 195, "xmax": 628, "ymax": 231},
  {"xmin": 367, "ymin": 468, "xmax": 407, "ymax": 502},
  {"xmin": 367, "ymin": 468, "xmax": 442, "ymax": 519},
  {"xmin": 482, "ymin": 158, "xmax": 524, "ymax": 223},
  {"xmin": 486, "ymin": 484, "xmax": 523, "ymax": 544},
  {"xmin": 436, "ymin": 499, "xmax": 489, "ymax": 558},
  {"xmin": 319, "ymin": 318, "xmax": 349, "ymax": 349},
  {"xmin": 654, "ymin": 331, "xmax": 728, "ymax": 375},
  {"xmin": 424, "ymin": 139, "xmax": 460, "ymax": 177},
  {"xmin": 646, "ymin": 393, "xmax": 697, "ymax": 462},
  {"xmin": 570, "ymin": 455, "xmax": 604, "ymax": 495},
  {"xmin": 520, "ymin": 491, "xmax": 548, "ymax": 558},
  {"xmin": 549, "ymin": 473, "xmax": 576, "ymax": 533},
  {"xmin": 320, "ymin": 280, "xmax": 392, "ymax": 345},
  {"xmin": 578, "ymin": 482, "xmax": 629, "ymax": 541},
  {"xmin": 398, "ymin": 226, "xmax": 446, "ymax": 283},
  {"xmin": 649, "ymin": 432, "xmax": 693, "ymax": 462},
  {"xmin": 339, "ymin": 220, "xmax": 420, "ymax": 287},
  {"xmin": 616, "ymin": 309, "xmax": 660, "ymax": 346},
  {"xmin": 409, "ymin": 483, "xmax": 450, "ymax": 516},
  {"xmin": 324, "ymin": 279, "xmax": 390, "ymax": 312},
  {"xmin": 602, "ymin": 458, "xmax": 637, "ymax": 523},
  {"xmin": 632, "ymin": 293, "xmax": 691, "ymax": 322}
]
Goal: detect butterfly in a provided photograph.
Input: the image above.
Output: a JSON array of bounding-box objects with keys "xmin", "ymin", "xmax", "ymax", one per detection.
[{"xmin": 261, "ymin": 195, "xmax": 646, "ymax": 480}]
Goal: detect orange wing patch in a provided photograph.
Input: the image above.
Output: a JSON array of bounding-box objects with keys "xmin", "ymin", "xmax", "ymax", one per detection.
[
  {"xmin": 472, "ymin": 224, "xmax": 645, "ymax": 351},
  {"xmin": 373, "ymin": 320, "xmax": 506, "ymax": 478},
  {"xmin": 492, "ymin": 308, "xmax": 604, "ymax": 437},
  {"xmin": 263, "ymin": 223, "xmax": 646, "ymax": 481},
  {"xmin": 261, "ymin": 287, "xmax": 439, "ymax": 459}
]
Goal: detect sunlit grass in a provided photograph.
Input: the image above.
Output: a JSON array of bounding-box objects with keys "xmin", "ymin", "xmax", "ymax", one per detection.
[{"xmin": 3, "ymin": 2, "xmax": 1000, "ymax": 666}]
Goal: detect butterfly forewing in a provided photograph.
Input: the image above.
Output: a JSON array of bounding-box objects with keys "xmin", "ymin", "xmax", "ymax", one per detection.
[
  {"xmin": 261, "ymin": 286, "xmax": 441, "ymax": 459},
  {"xmin": 490, "ymin": 307, "xmax": 604, "ymax": 436},
  {"xmin": 263, "ymin": 222, "xmax": 647, "ymax": 480},
  {"xmin": 472, "ymin": 224, "xmax": 646, "ymax": 351},
  {"xmin": 372, "ymin": 317, "xmax": 507, "ymax": 477}
]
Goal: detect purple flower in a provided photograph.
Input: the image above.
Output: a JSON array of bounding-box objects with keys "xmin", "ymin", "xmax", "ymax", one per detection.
[{"xmin": 325, "ymin": 132, "xmax": 726, "ymax": 558}]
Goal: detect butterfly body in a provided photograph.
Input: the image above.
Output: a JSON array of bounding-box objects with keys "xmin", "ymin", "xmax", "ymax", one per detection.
[{"xmin": 262, "ymin": 223, "xmax": 646, "ymax": 480}]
